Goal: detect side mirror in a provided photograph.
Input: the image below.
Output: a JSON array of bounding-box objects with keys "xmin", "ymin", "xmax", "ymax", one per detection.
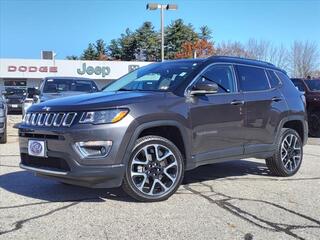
[
  {"xmin": 27, "ymin": 87, "xmax": 40, "ymax": 98},
  {"xmin": 190, "ymin": 81, "xmax": 218, "ymax": 96}
]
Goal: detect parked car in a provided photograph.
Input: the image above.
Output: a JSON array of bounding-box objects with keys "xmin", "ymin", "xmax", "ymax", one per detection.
[
  {"xmin": 3, "ymin": 87, "xmax": 26, "ymax": 113},
  {"xmin": 19, "ymin": 56, "xmax": 308, "ymax": 202},
  {"xmin": 291, "ymin": 78, "xmax": 320, "ymax": 137},
  {"xmin": 0, "ymin": 93, "xmax": 7, "ymax": 143},
  {"xmin": 22, "ymin": 77, "xmax": 99, "ymax": 115}
]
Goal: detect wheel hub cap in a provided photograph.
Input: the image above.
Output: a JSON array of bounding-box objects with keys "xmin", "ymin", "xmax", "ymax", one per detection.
[
  {"xmin": 281, "ymin": 134, "xmax": 302, "ymax": 172},
  {"xmin": 130, "ymin": 144, "xmax": 179, "ymax": 196}
]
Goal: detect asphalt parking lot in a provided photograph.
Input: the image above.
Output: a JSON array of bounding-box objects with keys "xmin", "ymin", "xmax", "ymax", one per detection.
[{"xmin": 0, "ymin": 115, "xmax": 320, "ymax": 240}]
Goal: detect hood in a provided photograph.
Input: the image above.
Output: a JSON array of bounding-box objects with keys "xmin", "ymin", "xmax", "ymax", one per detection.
[
  {"xmin": 40, "ymin": 91, "xmax": 87, "ymax": 102},
  {"xmin": 30, "ymin": 91, "xmax": 166, "ymax": 112}
]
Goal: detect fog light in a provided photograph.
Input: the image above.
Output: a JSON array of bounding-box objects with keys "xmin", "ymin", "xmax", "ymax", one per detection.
[{"xmin": 75, "ymin": 141, "xmax": 112, "ymax": 159}]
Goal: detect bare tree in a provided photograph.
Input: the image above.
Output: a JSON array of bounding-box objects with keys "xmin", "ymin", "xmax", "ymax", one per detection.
[
  {"xmin": 215, "ymin": 41, "xmax": 248, "ymax": 57},
  {"xmin": 289, "ymin": 41, "xmax": 319, "ymax": 78}
]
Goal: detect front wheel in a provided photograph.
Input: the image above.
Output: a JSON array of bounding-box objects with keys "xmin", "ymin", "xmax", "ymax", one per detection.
[
  {"xmin": 122, "ymin": 136, "xmax": 184, "ymax": 202},
  {"xmin": 266, "ymin": 128, "xmax": 303, "ymax": 176}
]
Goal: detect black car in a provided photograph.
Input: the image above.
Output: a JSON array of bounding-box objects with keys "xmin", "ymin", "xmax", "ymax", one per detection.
[
  {"xmin": 19, "ymin": 56, "xmax": 308, "ymax": 202},
  {"xmin": 3, "ymin": 87, "xmax": 26, "ymax": 113},
  {"xmin": 291, "ymin": 78, "xmax": 320, "ymax": 136}
]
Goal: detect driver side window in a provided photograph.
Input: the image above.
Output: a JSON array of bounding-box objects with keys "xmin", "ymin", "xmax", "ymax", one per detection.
[{"xmin": 200, "ymin": 64, "xmax": 236, "ymax": 93}]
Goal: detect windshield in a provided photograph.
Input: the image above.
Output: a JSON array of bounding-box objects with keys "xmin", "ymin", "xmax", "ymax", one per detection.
[
  {"xmin": 103, "ymin": 61, "xmax": 200, "ymax": 92},
  {"xmin": 305, "ymin": 80, "xmax": 320, "ymax": 91},
  {"xmin": 43, "ymin": 79, "xmax": 97, "ymax": 93}
]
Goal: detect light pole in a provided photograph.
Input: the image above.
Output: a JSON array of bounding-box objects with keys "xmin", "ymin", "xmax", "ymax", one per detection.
[{"xmin": 146, "ymin": 3, "xmax": 178, "ymax": 62}]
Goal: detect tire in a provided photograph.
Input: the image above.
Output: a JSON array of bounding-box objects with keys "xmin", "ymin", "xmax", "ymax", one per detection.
[
  {"xmin": 308, "ymin": 112, "xmax": 320, "ymax": 137},
  {"xmin": 266, "ymin": 128, "xmax": 303, "ymax": 177},
  {"xmin": 0, "ymin": 120, "xmax": 7, "ymax": 144},
  {"xmin": 122, "ymin": 135, "xmax": 184, "ymax": 202}
]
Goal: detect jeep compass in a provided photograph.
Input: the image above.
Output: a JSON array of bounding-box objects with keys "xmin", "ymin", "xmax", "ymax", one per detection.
[{"xmin": 19, "ymin": 56, "xmax": 308, "ymax": 202}]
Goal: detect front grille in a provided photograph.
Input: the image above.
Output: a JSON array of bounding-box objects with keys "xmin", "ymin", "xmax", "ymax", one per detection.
[
  {"xmin": 8, "ymin": 99, "xmax": 22, "ymax": 104},
  {"xmin": 19, "ymin": 132, "xmax": 64, "ymax": 140},
  {"xmin": 23, "ymin": 112, "xmax": 77, "ymax": 127},
  {"xmin": 21, "ymin": 153, "xmax": 71, "ymax": 171}
]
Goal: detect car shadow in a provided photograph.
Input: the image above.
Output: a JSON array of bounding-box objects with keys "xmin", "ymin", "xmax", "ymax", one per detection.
[{"xmin": 0, "ymin": 160, "xmax": 270, "ymax": 203}]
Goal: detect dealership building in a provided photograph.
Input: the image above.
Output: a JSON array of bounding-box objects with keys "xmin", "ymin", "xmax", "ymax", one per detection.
[{"xmin": 0, "ymin": 58, "xmax": 152, "ymax": 91}]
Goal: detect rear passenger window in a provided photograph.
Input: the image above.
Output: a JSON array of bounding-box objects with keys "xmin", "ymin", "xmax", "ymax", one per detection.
[
  {"xmin": 266, "ymin": 70, "xmax": 281, "ymax": 88},
  {"xmin": 237, "ymin": 65, "xmax": 270, "ymax": 92}
]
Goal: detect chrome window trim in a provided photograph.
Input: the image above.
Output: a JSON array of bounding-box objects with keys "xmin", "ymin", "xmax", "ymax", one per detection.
[{"xmin": 185, "ymin": 61, "xmax": 282, "ymax": 96}]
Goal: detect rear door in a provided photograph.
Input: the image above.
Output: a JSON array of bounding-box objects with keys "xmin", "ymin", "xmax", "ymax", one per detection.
[{"xmin": 236, "ymin": 65, "xmax": 287, "ymax": 154}]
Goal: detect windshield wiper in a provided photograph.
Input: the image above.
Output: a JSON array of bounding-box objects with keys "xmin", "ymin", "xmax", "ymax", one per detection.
[{"xmin": 118, "ymin": 88, "xmax": 133, "ymax": 91}]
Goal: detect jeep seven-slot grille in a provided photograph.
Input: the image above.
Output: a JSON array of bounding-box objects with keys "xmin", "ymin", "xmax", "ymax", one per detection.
[{"xmin": 23, "ymin": 112, "xmax": 77, "ymax": 127}]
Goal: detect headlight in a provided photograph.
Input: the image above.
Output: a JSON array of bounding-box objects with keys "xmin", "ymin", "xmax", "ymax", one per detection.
[{"xmin": 79, "ymin": 109, "xmax": 129, "ymax": 124}]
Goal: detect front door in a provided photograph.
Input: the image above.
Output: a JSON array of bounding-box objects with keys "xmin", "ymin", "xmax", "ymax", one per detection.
[{"xmin": 188, "ymin": 64, "xmax": 245, "ymax": 162}]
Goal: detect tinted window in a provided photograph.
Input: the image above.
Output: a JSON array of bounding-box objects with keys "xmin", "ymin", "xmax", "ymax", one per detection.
[
  {"xmin": 305, "ymin": 80, "xmax": 320, "ymax": 91},
  {"xmin": 291, "ymin": 79, "xmax": 305, "ymax": 92},
  {"xmin": 201, "ymin": 65, "xmax": 236, "ymax": 93},
  {"xmin": 104, "ymin": 61, "xmax": 200, "ymax": 92},
  {"xmin": 43, "ymin": 79, "xmax": 97, "ymax": 93},
  {"xmin": 237, "ymin": 65, "xmax": 270, "ymax": 92},
  {"xmin": 266, "ymin": 70, "xmax": 281, "ymax": 88}
]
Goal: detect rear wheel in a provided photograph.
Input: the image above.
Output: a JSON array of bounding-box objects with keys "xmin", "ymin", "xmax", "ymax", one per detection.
[
  {"xmin": 308, "ymin": 112, "xmax": 320, "ymax": 137},
  {"xmin": 122, "ymin": 136, "xmax": 184, "ymax": 202},
  {"xmin": 266, "ymin": 128, "xmax": 303, "ymax": 176}
]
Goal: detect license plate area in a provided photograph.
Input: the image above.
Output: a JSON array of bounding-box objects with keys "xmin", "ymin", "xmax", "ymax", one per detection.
[{"xmin": 28, "ymin": 140, "xmax": 46, "ymax": 157}]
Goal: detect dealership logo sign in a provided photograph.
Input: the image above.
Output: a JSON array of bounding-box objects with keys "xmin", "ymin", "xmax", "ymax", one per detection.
[
  {"xmin": 77, "ymin": 63, "xmax": 111, "ymax": 78},
  {"xmin": 8, "ymin": 65, "xmax": 58, "ymax": 73}
]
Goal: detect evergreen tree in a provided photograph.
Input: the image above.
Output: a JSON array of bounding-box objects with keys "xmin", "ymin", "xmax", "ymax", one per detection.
[
  {"xmin": 81, "ymin": 43, "xmax": 98, "ymax": 60},
  {"xmin": 65, "ymin": 55, "xmax": 79, "ymax": 60},
  {"xmin": 108, "ymin": 39, "xmax": 123, "ymax": 60},
  {"xmin": 165, "ymin": 19, "xmax": 199, "ymax": 59},
  {"xmin": 95, "ymin": 39, "xmax": 108, "ymax": 60},
  {"xmin": 135, "ymin": 22, "xmax": 160, "ymax": 61},
  {"xmin": 199, "ymin": 25, "xmax": 213, "ymax": 40}
]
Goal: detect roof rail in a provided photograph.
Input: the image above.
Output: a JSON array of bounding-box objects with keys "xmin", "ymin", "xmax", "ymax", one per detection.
[{"xmin": 208, "ymin": 55, "xmax": 275, "ymax": 67}]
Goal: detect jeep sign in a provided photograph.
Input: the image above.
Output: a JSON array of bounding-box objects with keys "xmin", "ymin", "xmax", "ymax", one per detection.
[{"xmin": 77, "ymin": 63, "xmax": 111, "ymax": 77}]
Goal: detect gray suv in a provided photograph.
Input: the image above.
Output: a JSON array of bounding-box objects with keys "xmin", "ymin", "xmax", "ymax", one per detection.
[{"xmin": 19, "ymin": 56, "xmax": 308, "ymax": 202}]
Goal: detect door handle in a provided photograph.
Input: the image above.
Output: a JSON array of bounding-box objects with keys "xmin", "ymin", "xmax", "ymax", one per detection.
[
  {"xmin": 230, "ymin": 100, "xmax": 245, "ymax": 105},
  {"xmin": 272, "ymin": 97, "xmax": 282, "ymax": 102}
]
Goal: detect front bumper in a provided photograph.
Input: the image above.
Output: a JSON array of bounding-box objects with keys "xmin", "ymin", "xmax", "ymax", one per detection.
[
  {"xmin": 18, "ymin": 118, "xmax": 134, "ymax": 188},
  {"xmin": 7, "ymin": 103, "xmax": 22, "ymax": 111}
]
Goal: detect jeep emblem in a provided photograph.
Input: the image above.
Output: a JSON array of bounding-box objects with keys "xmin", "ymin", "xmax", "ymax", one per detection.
[{"xmin": 77, "ymin": 63, "xmax": 111, "ymax": 78}]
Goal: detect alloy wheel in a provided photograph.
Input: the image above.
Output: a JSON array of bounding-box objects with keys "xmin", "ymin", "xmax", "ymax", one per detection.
[
  {"xmin": 130, "ymin": 144, "xmax": 179, "ymax": 197},
  {"xmin": 281, "ymin": 134, "xmax": 302, "ymax": 172}
]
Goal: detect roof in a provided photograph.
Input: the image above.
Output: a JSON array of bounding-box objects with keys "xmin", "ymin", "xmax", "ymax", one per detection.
[
  {"xmin": 207, "ymin": 56, "xmax": 282, "ymax": 70},
  {"xmin": 43, "ymin": 76, "xmax": 92, "ymax": 81},
  {"xmin": 163, "ymin": 56, "xmax": 284, "ymax": 72}
]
